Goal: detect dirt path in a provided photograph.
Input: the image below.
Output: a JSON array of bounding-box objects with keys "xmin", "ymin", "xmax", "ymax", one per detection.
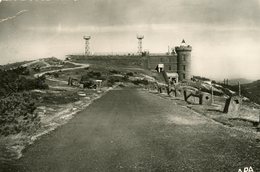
[
  {"xmin": 34, "ymin": 61, "xmax": 89, "ymax": 78},
  {"xmin": 4, "ymin": 88, "xmax": 260, "ymax": 171}
]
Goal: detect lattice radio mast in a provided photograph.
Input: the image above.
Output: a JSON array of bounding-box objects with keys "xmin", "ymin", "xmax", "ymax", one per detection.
[
  {"xmin": 137, "ymin": 35, "xmax": 144, "ymax": 55},
  {"xmin": 83, "ymin": 36, "xmax": 91, "ymax": 55}
]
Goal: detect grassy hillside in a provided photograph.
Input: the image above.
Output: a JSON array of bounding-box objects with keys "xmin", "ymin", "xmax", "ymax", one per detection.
[
  {"xmin": 1, "ymin": 60, "xmax": 33, "ymax": 70},
  {"xmin": 242, "ymin": 80, "xmax": 260, "ymax": 105}
]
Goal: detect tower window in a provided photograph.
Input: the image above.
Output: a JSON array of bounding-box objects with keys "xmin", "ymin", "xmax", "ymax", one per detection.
[
  {"xmin": 183, "ymin": 74, "xmax": 186, "ymax": 79},
  {"xmin": 160, "ymin": 58, "xmax": 163, "ymax": 62},
  {"xmin": 169, "ymin": 65, "xmax": 171, "ymax": 71},
  {"xmin": 183, "ymin": 55, "xmax": 186, "ymax": 61},
  {"xmin": 183, "ymin": 65, "xmax": 186, "ymax": 71}
]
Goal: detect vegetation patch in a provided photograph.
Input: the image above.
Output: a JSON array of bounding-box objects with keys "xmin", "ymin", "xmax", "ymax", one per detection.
[
  {"xmin": 0, "ymin": 93, "xmax": 40, "ymax": 136},
  {"xmin": 132, "ymin": 79, "xmax": 149, "ymax": 86},
  {"xmin": 0, "ymin": 67, "xmax": 48, "ymax": 136},
  {"xmin": 32, "ymin": 91, "xmax": 80, "ymax": 105}
]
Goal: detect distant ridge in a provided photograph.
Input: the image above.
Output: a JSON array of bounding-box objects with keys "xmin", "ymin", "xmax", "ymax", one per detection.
[
  {"xmin": 0, "ymin": 57, "xmax": 63, "ymax": 70},
  {"xmin": 228, "ymin": 78, "xmax": 253, "ymax": 85}
]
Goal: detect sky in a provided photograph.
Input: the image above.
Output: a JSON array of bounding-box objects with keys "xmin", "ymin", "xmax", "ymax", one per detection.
[{"xmin": 0, "ymin": 0, "xmax": 260, "ymax": 80}]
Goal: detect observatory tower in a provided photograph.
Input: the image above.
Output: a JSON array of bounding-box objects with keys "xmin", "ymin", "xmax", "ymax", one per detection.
[
  {"xmin": 137, "ymin": 35, "xmax": 144, "ymax": 55},
  {"xmin": 175, "ymin": 39, "xmax": 192, "ymax": 81},
  {"xmin": 83, "ymin": 36, "xmax": 91, "ymax": 55}
]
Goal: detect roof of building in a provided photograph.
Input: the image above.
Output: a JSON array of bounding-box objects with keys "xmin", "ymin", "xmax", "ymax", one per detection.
[
  {"xmin": 180, "ymin": 39, "xmax": 187, "ymax": 47},
  {"xmin": 157, "ymin": 64, "xmax": 164, "ymax": 67},
  {"xmin": 166, "ymin": 72, "xmax": 178, "ymax": 77}
]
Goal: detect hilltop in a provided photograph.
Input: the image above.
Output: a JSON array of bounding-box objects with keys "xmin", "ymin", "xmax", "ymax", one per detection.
[{"xmin": 0, "ymin": 56, "xmax": 259, "ymax": 164}]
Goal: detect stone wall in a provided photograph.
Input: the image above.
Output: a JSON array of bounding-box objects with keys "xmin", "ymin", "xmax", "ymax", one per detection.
[{"xmin": 146, "ymin": 55, "xmax": 178, "ymax": 72}]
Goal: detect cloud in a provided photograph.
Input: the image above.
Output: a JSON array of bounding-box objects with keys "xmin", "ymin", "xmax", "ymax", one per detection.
[
  {"xmin": 0, "ymin": 10, "xmax": 28, "ymax": 24},
  {"xmin": 23, "ymin": 23, "xmax": 260, "ymax": 35}
]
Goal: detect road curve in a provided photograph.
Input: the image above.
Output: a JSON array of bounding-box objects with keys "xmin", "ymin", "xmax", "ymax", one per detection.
[{"xmin": 5, "ymin": 88, "xmax": 260, "ymax": 172}]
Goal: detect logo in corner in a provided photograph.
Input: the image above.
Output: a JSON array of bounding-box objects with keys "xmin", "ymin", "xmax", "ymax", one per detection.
[{"xmin": 238, "ymin": 166, "xmax": 254, "ymax": 172}]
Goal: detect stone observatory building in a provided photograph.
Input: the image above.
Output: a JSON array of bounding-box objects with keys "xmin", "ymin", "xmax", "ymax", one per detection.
[
  {"xmin": 69, "ymin": 38, "xmax": 192, "ymax": 82},
  {"xmin": 175, "ymin": 40, "xmax": 192, "ymax": 81},
  {"xmin": 144, "ymin": 39, "xmax": 192, "ymax": 81}
]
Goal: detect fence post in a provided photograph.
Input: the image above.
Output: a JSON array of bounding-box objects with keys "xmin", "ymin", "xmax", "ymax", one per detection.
[
  {"xmin": 211, "ymin": 85, "xmax": 214, "ymax": 105},
  {"xmin": 258, "ymin": 113, "xmax": 260, "ymax": 128}
]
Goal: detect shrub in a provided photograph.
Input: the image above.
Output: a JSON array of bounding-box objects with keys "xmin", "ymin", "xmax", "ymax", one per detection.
[
  {"xmin": 0, "ymin": 92, "xmax": 40, "ymax": 136},
  {"xmin": 82, "ymin": 80, "xmax": 96, "ymax": 89},
  {"xmin": 132, "ymin": 79, "xmax": 149, "ymax": 85},
  {"xmin": 0, "ymin": 67, "xmax": 48, "ymax": 98},
  {"xmin": 81, "ymin": 71, "xmax": 102, "ymax": 82},
  {"xmin": 33, "ymin": 66, "xmax": 41, "ymax": 72},
  {"xmin": 126, "ymin": 72, "xmax": 134, "ymax": 76},
  {"xmin": 122, "ymin": 75, "xmax": 129, "ymax": 82},
  {"xmin": 109, "ymin": 70, "xmax": 120, "ymax": 74},
  {"xmin": 106, "ymin": 77, "xmax": 116, "ymax": 87},
  {"xmin": 118, "ymin": 84, "xmax": 125, "ymax": 87},
  {"xmin": 17, "ymin": 76, "xmax": 49, "ymax": 91},
  {"xmin": 53, "ymin": 72, "xmax": 59, "ymax": 78}
]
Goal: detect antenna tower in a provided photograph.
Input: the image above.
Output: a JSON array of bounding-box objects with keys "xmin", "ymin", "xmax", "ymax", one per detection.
[
  {"xmin": 83, "ymin": 36, "xmax": 91, "ymax": 55},
  {"xmin": 137, "ymin": 35, "xmax": 144, "ymax": 54}
]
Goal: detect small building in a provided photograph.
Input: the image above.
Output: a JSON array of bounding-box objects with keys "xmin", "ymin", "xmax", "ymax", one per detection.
[
  {"xmin": 166, "ymin": 72, "xmax": 179, "ymax": 84},
  {"xmin": 156, "ymin": 64, "xmax": 165, "ymax": 73},
  {"xmin": 94, "ymin": 80, "xmax": 102, "ymax": 90}
]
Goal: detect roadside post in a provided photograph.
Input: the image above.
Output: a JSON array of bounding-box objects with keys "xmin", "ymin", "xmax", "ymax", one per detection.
[
  {"xmin": 211, "ymin": 84, "xmax": 214, "ymax": 105},
  {"xmin": 238, "ymin": 81, "xmax": 241, "ymax": 97}
]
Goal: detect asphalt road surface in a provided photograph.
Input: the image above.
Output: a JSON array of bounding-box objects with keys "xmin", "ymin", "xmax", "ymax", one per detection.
[{"xmin": 4, "ymin": 88, "xmax": 260, "ymax": 172}]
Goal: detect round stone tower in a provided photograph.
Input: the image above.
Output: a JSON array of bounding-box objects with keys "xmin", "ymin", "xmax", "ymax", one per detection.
[{"xmin": 175, "ymin": 39, "xmax": 192, "ymax": 81}]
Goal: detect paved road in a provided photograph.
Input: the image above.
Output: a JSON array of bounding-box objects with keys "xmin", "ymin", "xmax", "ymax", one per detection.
[{"xmin": 5, "ymin": 88, "xmax": 260, "ymax": 171}]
